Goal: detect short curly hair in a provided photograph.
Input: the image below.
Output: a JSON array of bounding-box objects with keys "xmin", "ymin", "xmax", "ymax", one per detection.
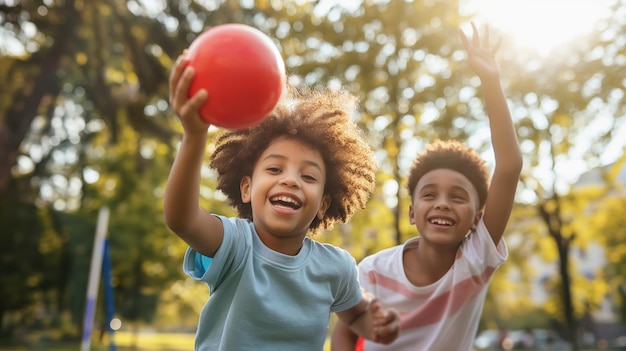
[
  {"xmin": 209, "ymin": 85, "xmax": 377, "ymax": 234},
  {"xmin": 406, "ymin": 140, "xmax": 490, "ymax": 209}
]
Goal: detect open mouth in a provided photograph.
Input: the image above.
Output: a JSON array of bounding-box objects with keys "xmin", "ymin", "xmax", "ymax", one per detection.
[
  {"xmin": 428, "ymin": 217, "xmax": 454, "ymax": 226},
  {"xmin": 270, "ymin": 195, "xmax": 302, "ymax": 210}
]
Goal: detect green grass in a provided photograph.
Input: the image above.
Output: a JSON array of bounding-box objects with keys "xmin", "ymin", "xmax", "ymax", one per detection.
[{"xmin": 0, "ymin": 331, "xmax": 195, "ymax": 351}]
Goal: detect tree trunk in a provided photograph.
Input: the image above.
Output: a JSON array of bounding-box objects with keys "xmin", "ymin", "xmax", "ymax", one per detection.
[
  {"xmin": 538, "ymin": 197, "xmax": 579, "ymax": 350},
  {"xmin": 557, "ymin": 234, "xmax": 577, "ymax": 350},
  {"xmin": 0, "ymin": 0, "xmax": 78, "ymax": 193}
]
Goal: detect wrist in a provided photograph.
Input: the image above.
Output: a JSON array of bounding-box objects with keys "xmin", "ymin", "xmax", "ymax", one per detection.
[
  {"xmin": 348, "ymin": 299, "xmax": 372, "ymax": 326},
  {"xmin": 183, "ymin": 131, "xmax": 208, "ymax": 144},
  {"xmin": 479, "ymin": 74, "xmax": 502, "ymax": 86}
]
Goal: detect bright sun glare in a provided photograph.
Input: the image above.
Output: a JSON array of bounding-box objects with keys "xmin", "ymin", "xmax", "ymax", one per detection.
[{"xmin": 464, "ymin": 0, "xmax": 614, "ymax": 55}]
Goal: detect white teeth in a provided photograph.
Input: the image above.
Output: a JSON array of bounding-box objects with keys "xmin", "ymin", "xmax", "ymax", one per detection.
[
  {"xmin": 430, "ymin": 218, "xmax": 452, "ymax": 225},
  {"xmin": 271, "ymin": 196, "xmax": 301, "ymax": 206}
]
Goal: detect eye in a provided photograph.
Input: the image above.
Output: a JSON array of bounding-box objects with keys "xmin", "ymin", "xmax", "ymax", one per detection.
[
  {"xmin": 302, "ymin": 174, "xmax": 318, "ymax": 182},
  {"xmin": 421, "ymin": 192, "xmax": 435, "ymax": 199},
  {"xmin": 452, "ymin": 194, "xmax": 467, "ymax": 202},
  {"xmin": 266, "ymin": 167, "xmax": 281, "ymax": 174}
]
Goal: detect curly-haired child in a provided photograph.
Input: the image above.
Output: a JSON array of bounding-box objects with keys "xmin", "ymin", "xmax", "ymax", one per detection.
[
  {"xmin": 331, "ymin": 23, "xmax": 523, "ymax": 351},
  {"xmin": 164, "ymin": 51, "xmax": 400, "ymax": 350}
]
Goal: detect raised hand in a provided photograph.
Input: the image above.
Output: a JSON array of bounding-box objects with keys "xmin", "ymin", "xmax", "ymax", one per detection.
[
  {"xmin": 459, "ymin": 22, "xmax": 502, "ymax": 81},
  {"xmin": 169, "ymin": 50, "xmax": 210, "ymax": 134}
]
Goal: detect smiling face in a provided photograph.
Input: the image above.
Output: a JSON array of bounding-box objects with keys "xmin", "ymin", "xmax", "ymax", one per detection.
[
  {"xmin": 409, "ymin": 168, "xmax": 482, "ymax": 248},
  {"xmin": 240, "ymin": 137, "xmax": 330, "ymax": 252}
]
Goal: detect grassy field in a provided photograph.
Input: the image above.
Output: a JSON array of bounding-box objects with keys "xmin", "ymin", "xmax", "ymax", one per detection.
[
  {"xmin": 0, "ymin": 331, "xmax": 195, "ymax": 351},
  {"xmin": 112, "ymin": 331, "xmax": 195, "ymax": 350},
  {"xmin": 0, "ymin": 332, "xmax": 336, "ymax": 351},
  {"xmin": 0, "ymin": 333, "xmax": 619, "ymax": 351}
]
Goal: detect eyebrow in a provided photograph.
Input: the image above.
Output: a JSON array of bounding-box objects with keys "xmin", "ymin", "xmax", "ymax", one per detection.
[
  {"xmin": 419, "ymin": 183, "xmax": 470, "ymax": 194},
  {"xmin": 261, "ymin": 154, "xmax": 323, "ymax": 172}
]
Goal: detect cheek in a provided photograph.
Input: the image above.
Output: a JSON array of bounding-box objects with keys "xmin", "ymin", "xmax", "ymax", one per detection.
[
  {"xmin": 307, "ymin": 182, "xmax": 326, "ymax": 197},
  {"xmin": 467, "ymin": 208, "xmax": 480, "ymax": 224}
]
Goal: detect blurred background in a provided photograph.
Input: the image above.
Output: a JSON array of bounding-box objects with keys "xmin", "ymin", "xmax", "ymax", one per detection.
[{"xmin": 1, "ymin": 0, "xmax": 625, "ymax": 350}]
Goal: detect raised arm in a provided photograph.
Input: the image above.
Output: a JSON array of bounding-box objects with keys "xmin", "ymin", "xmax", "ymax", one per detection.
[
  {"xmin": 459, "ymin": 23, "xmax": 523, "ymax": 244},
  {"xmin": 163, "ymin": 52, "xmax": 224, "ymax": 256}
]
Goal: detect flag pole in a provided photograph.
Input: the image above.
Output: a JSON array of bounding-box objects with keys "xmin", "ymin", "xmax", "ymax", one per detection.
[{"xmin": 80, "ymin": 206, "xmax": 110, "ymax": 351}]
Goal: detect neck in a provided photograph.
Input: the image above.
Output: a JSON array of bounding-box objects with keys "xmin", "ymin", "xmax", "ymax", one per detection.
[{"xmin": 404, "ymin": 239, "xmax": 458, "ymax": 285}]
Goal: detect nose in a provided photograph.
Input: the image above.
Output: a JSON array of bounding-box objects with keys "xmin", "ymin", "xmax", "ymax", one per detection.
[
  {"xmin": 279, "ymin": 171, "xmax": 300, "ymax": 188},
  {"xmin": 434, "ymin": 198, "xmax": 450, "ymax": 210}
]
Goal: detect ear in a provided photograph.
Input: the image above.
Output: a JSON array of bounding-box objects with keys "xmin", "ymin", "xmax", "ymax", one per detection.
[
  {"xmin": 470, "ymin": 210, "xmax": 483, "ymax": 231},
  {"xmin": 408, "ymin": 204, "xmax": 416, "ymax": 225},
  {"xmin": 240, "ymin": 176, "xmax": 252, "ymax": 203},
  {"xmin": 317, "ymin": 195, "xmax": 331, "ymax": 220}
]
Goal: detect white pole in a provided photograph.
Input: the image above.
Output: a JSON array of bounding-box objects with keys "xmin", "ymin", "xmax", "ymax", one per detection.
[{"xmin": 80, "ymin": 206, "xmax": 110, "ymax": 351}]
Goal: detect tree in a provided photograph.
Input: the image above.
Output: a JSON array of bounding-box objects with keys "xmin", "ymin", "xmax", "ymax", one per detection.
[
  {"xmin": 500, "ymin": 4, "xmax": 626, "ymax": 346},
  {"xmin": 588, "ymin": 156, "xmax": 626, "ymax": 324},
  {"xmin": 0, "ymin": 0, "xmax": 310, "ymax": 338},
  {"xmin": 2, "ymin": 0, "xmax": 626, "ymax": 345}
]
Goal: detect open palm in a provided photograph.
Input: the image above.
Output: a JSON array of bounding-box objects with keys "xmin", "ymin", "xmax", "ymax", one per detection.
[{"xmin": 459, "ymin": 22, "xmax": 501, "ymax": 80}]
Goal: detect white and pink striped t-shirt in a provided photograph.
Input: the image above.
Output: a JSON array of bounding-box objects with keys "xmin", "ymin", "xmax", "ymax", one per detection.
[{"xmin": 359, "ymin": 219, "xmax": 507, "ymax": 351}]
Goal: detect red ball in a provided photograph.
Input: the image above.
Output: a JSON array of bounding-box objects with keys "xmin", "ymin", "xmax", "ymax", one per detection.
[{"xmin": 187, "ymin": 23, "xmax": 286, "ymax": 130}]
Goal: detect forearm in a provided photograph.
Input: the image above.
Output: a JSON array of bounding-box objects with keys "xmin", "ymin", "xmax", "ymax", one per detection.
[
  {"xmin": 344, "ymin": 299, "xmax": 384, "ymax": 342},
  {"xmin": 163, "ymin": 132, "xmax": 208, "ymax": 234},
  {"xmin": 331, "ymin": 320, "xmax": 359, "ymax": 351},
  {"xmin": 337, "ymin": 298, "xmax": 400, "ymax": 346},
  {"xmin": 480, "ymin": 76, "xmax": 523, "ymax": 239},
  {"xmin": 346, "ymin": 309, "xmax": 376, "ymax": 341},
  {"xmin": 481, "ymin": 77, "xmax": 522, "ymax": 173},
  {"xmin": 337, "ymin": 298, "xmax": 376, "ymax": 341}
]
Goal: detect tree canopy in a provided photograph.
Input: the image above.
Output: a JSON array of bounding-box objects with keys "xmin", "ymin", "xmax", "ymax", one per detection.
[{"xmin": 1, "ymin": 0, "xmax": 625, "ymax": 348}]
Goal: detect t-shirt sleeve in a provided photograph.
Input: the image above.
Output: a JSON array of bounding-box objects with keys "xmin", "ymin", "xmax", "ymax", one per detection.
[
  {"xmin": 465, "ymin": 218, "xmax": 508, "ymax": 268},
  {"xmin": 330, "ymin": 250, "xmax": 363, "ymax": 313},
  {"xmin": 357, "ymin": 258, "xmax": 373, "ymax": 294},
  {"xmin": 182, "ymin": 215, "xmax": 245, "ymax": 292},
  {"xmin": 183, "ymin": 250, "xmax": 213, "ymax": 278}
]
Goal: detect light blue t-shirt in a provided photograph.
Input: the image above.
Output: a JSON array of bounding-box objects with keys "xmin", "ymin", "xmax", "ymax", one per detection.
[{"xmin": 183, "ymin": 215, "xmax": 362, "ymax": 351}]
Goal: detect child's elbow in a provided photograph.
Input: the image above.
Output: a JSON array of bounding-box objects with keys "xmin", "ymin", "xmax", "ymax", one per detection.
[
  {"xmin": 514, "ymin": 153, "xmax": 523, "ymax": 174},
  {"xmin": 507, "ymin": 149, "xmax": 523, "ymax": 175},
  {"xmin": 163, "ymin": 209, "xmax": 187, "ymax": 235}
]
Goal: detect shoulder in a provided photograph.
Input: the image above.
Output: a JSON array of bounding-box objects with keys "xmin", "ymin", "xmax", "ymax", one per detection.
[
  {"xmin": 217, "ymin": 215, "xmax": 253, "ymax": 229},
  {"xmin": 463, "ymin": 218, "xmax": 508, "ymax": 263},
  {"xmin": 465, "ymin": 218, "xmax": 500, "ymax": 246},
  {"xmin": 309, "ymin": 239, "xmax": 356, "ymax": 263},
  {"xmin": 359, "ymin": 241, "xmax": 407, "ymax": 269},
  {"xmin": 215, "ymin": 216, "xmax": 255, "ymax": 238},
  {"xmin": 211, "ymin": 215, "xmax": 255, "ymax": 259}
]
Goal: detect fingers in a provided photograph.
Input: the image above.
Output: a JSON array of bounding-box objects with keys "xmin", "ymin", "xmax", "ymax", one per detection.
[
  {"xmin": 169, "ymin": 53, "xmax": 189, "ymax": 104},
  {"xmin": 172, "ymin": 63, "xmax": 209, "ymax": 118},
  {"xmin": 483, "ymin": 24, "xmax": 490, "ymax": 49},
  {"xmin": 174, "ymin": 67, "xmax": 195, "ymax": 106},
  {"xmin": 471, "ymin": 22, "xmax": 480, "ymax": 48},
  {"xmin": 370, "ymin": 298, "xmax": 384, "ymax": 316},
  {"xmin": 461, "ymin": 22, "xmax": 501, "ymax": 55},
  {"xmin": 372, "ymin": 308, "xmax": 400, "ymax": 344},
  {"xmin": 168, "ymin": 50, "xmax": 210, "ymax": 128},
  {"xmin": 184, "ymin": 88, "xmax": 208, "ymax": 117}
]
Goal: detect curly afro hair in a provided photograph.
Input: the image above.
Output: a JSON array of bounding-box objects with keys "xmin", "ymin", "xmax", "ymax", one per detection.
[
  {"xmin": 406, "ymin": 140, "xmax": 490, "ymax": 209},
  {"xmin": 209, "ymin": 85, "xmax": 377, "ymax": 234}
]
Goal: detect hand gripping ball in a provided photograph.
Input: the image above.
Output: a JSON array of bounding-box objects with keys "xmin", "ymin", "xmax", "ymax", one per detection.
[{"xmin": 187, "ymin": 23, "xmax": 286, "ymax": 130}]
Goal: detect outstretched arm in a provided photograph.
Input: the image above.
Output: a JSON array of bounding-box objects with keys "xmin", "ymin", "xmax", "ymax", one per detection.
[
  {"xmin": 331, "ymin": 319, "xmax": 359, "ymax": 351},
  {"xmin": 333, "ymin": 293, "xmax": 400, "ymax": 350},
  {"xmin": 163, "ymin": 52, "xmax": 224, "ymax": 257},
  {"xmin": 459, "ymin": 23, "xmax": 523, "ymax": 244}
]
